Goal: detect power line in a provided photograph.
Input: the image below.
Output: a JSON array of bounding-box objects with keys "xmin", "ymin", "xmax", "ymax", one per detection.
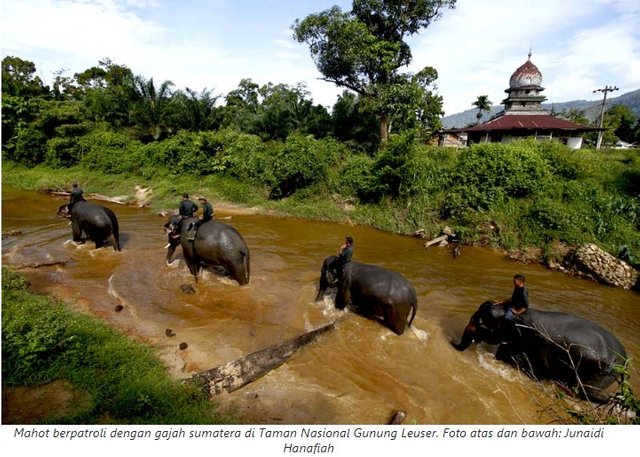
[{"xmin": 593, "ymin": 85, "xmax": 619, "ymax": 150}]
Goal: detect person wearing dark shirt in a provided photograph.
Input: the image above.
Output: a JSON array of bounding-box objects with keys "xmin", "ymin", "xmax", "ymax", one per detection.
[
  {"xmin": 187, "ymin": 197, "xmax": 214, "ymax": 241},
  {"xmin": 179, "ymin": 193, "xmax": 198, "ymax": 218},
  {"xmin": 497, "ymin": 274, "xmax": 529, "ymax": 320},
  {"xmin": 329, "ymin": 236, "xmax": 354, "ymax": 281},
  {"xmin": 68, "ymin": 182, "xmax": 85, "ymax": 208}
]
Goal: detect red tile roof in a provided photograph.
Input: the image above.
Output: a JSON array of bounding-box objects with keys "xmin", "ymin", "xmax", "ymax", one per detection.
[{"xmin": 463, "ymin": 114, "xmax": 598, "ymax": 132}]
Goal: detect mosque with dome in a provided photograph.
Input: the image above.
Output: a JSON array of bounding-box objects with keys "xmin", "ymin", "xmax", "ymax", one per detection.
[{"xmin": 440, "ymin": 53, "xmax": 597, "ymax": 149}]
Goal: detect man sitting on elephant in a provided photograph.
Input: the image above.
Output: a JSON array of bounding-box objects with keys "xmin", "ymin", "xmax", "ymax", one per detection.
[
  {"xmin": 329, "ymin": 236, "xmax": 354, "ymax": 282},
  {"xmin": 68, "ymin": 182, "xmax": 85, "ymax": 209},
  {"xmin": 495, "ymin": 274, "xmax": 529, "ymax": 320},
  {"xmin": 493, "ymin": 274, "xmax": 530, "ymax": 339},
  {"xmin": 179, "ymin": 193, "xmax": 198, "ymax": 219},
  {"xmin": 187, "ymin": 196, "xmax": 214, "ymax": 241}
]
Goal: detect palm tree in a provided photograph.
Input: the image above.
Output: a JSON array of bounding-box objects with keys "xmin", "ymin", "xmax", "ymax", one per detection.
[
  {"xmin": 133, "ymin": 76, "xmax": 174, "ymax": 140},
  {"xmin": 472, "ymin": 95, "xmax": 492, "ymax": 125}
]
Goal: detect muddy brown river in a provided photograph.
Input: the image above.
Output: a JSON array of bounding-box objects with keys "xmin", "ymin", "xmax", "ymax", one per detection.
[{"xmin": 2, "ymin": 184, "xmax": 639, "ymax": 424}]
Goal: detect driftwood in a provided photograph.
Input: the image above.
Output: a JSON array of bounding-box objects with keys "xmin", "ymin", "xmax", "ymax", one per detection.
[
  {"xmin": 15, "ymin": 259, "xmax": 70, "ymax": 269},
  {"xmin": 425, "ymin": 234, "xmax": 448, "ymax": 248},
  {"xmin": 48, "ymin": 190, "xmax": 128, "ymax": 205},
  {"xmin": 189, "ymin": 322, "xmax": 336, "ymax": 396},
  {"xmin": 2, "ymin": 230, "xmax": 23, "ymax": 238},
  {"xmin": 388, "ymin": 410, "xmax": 407, "ymax": 425}
]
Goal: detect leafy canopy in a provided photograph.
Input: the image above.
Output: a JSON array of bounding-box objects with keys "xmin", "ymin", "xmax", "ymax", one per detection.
[{"xmin": 292, "ymin": 0, "xmax": 456, "ymax": 140}]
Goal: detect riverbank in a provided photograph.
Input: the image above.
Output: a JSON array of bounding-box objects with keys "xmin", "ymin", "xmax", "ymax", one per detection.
[
  {"xmin": 3, "ymin": 160, "xmax": 639, "ymax": 292},
  {"xmin": 1, "ymin": 268, "xmax": 237, "ymax": 424},
  {"xmin": 3, "ymin": 182, "xmax": 639, "ymax": 426}
]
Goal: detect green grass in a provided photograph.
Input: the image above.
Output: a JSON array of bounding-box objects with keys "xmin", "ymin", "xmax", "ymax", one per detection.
[{"xmin": 1, "ymin": 267, "xmax": 237, "ymax": 424}]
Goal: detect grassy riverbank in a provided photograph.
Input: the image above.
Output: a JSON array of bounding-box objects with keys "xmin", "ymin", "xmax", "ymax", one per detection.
[
  {"xmin": 3, "ymin": 137, "xmax": 640, "ymax": 269},
  {"xmin": 1, "ymin": 268, "xmax": 236, "ymax": 424}
]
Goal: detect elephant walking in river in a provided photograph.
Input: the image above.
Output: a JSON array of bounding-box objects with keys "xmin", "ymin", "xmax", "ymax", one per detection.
[
  {"xmin": 164, "ymin": 215, "xmax": 250, "ymax": 285},
  {"xmin": 57, "ymin": 201, "xmax": 120, "ymax": 251},
  {"xmin": 316, "ymin": 256, "xmax": 418, "ymax": 335},
  {"xmin": 451, "ymin": 301, "xmax": 628, "ymax": 402}
]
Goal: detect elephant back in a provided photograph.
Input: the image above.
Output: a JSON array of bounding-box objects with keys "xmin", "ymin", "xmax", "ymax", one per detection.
[
  {"xmin": 185, "ymin": 220, "xmax": 250, "ymax": 285},
  {"xmin": 522, "ymin": 309, "xmax": 627, "ymax": 362}
]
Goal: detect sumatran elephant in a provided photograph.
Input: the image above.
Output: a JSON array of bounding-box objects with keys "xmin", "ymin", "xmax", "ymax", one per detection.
[
  {"xmin": 164, "ymin": 215, "xmax": 250, "ymax": 285},
  {"xmin": 451, "ymin": 301, "xmax": 628, "ymax": 402},
  {"xmin": 57, "ymin": 201, "xmax": 120, "ymax": 251},
  {"xmin": 316, "ymin": 255, "xmax": 418, "ymax": 335}
]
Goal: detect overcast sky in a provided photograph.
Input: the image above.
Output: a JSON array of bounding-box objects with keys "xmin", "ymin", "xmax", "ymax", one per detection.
[{"xmin": 2, "ymin": 0, "xmax": 639, "ymax": 115}]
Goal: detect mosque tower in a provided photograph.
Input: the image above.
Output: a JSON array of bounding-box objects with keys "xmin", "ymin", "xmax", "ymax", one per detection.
[{"xmin": 502, "ymin": 51, "xmax": 547, "ymax": 114}]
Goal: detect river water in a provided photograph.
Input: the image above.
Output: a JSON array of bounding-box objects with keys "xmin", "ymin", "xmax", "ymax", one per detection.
[{"xmin": 2, "ymin": 184, "xmax": 639, "ymax": 424}]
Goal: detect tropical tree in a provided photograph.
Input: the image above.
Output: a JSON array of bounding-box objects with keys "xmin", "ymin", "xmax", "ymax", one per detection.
[
  {"xmin": 606, "ymin": 105, "xmax": 639, "ymax": 144},
  {"xmin": 222, "ymin": 78, "xmax": 261, "ymax": 132},
  {"xmin": 1, "ymin": 56, "xmax": 49, "ymax": 98},
  {"xmin": 560, "ymin": 107, "xmax": 590, "ymax": 126},
  {"xmin": 73, "ymin": 59, "xmax": 138, "ymax": 127},
  {"xmin": 132, "ymin": 76, "xmax": 175, "ymax": 140},
  {"xmin": 472, "ymin": 95, "xmax": 491, "ymax": 124},
  {"xmin": 292, "ymin": 0, "xmax": 456, "ymax": 142},
  {"xmin": 331, "ymin": 91, "xmax": 380, "ymax": 153},
  {"xmin": 222, "ymin": 79, "xmax": 331, "ymax": 140},
  {"xmin": 171, "ymin": 87, "xmax": 222, "ymax": 132}
]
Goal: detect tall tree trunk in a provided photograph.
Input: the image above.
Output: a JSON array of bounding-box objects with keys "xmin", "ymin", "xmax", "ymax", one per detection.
[{"xmin": 380, "ymin": 113, "xmax": 389, "ymax": 142}]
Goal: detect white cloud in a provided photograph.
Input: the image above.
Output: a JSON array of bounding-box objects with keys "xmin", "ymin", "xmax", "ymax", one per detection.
[
  {"xmin": 2, "ymin": 0, "xmax": 638, "ymax": 116},
  {"xmin": 412, "ymin": 0, "xmax": 640, "ymax": 114}
]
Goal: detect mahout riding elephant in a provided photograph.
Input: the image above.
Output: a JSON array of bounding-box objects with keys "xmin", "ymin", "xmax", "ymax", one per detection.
[
  {"xmin": 316, "ymin": 255, "xmax": 418, "ymax": 335},
  {"xmin": 57, "ymin": 201, "xmax": 120, "ymax": 251},
  {"xmin": 451, "ymin": 301, "xmax": 628, "ymax": 402},
  {"xmin": 164, "ymin": 215, "xmax": 250, "ymax": 285}
]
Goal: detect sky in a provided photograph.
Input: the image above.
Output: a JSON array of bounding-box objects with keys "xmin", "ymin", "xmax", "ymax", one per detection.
[{"xmin": 2, "ymin": 0, "xmax": 639, "ymax": 116}]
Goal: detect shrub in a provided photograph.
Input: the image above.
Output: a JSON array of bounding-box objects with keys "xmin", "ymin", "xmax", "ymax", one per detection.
[
  {"xmin": 268, "ymin": 133, "xmax": 342, "ymax": 198},
  {"xmin": 45, "ymin": 136, "xmax": 82, "ymax": 167},
  {"xmin": 336, "ymin": 154, "xmax": 382, "ymax": 201},
  {"xmin": 372, "ymin": 132, "xmax": 418, "ymax": 198},
  {"xmin": 214, "ymin": 129, "xmax": 274, "ymax": 183},
  {"xmin": 446, "ymin": 141, "xmax": 552, "ymax": 211},
  {"xmin": 78, "ymin": 127, "xmax": 143, "ymax": 174},
  {"xmin": 11, "ymin": 126, "xmax": 47, "ymax": 165}
]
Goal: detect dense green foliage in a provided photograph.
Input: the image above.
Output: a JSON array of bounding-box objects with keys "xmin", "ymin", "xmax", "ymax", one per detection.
[
  {"xmin": 3, "ymin": 52, "xmax": 640, "ymax": 265},
  {"xmin": 292, "ymin": 0, "xmax": 455, "ymax": 140},
  {"xmin": 1, "ymin": 268, "xmax": 235, "ymax": 424}
]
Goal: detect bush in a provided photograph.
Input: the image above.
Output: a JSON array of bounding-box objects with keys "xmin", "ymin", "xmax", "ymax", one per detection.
[
  {"xmin": 213, "ymin": 129, "xmax": 274, "ymax": 183},
  {"xmin": 12, "ymin": 126, "xmax": 47, "ymax": 165},
  {"xmin": 451, "ymin": 141, "xmax": 552, "ymax": 209},
  {"xmin": 336, "ymin": 154, "xmax": 382, "ymax": 201},
  {"xmin": 78, "ymin": 126, "xmax": 143, "ymax": 174},
  {"xmin": 268, "ymin": 133, "xmax": 342, "ymax": 198},
  {"xmin": 372, "ymin": 132, "xmax": 418, "ymax": 198},
  {"xmin": 45, "ymin": 136, "xmax": 82, "ymax": 167}
]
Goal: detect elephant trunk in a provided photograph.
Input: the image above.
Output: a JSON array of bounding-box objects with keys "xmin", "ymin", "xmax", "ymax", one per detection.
[{"xmin": 451, "ymin": 322, "xmax": 476, "ymax": 351}]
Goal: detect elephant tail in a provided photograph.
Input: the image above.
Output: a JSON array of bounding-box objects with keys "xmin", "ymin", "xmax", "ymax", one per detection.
[
  {"xmin": 408, "ymin": 302, "xmax": 418, "ymax": 328},
  {"xmin": 110, "ymin": 214, "xmax": 121, "ymax": 251},
  {"xmin": 239, "ymin": 249, "xmax": 250, "ymax": 285}
]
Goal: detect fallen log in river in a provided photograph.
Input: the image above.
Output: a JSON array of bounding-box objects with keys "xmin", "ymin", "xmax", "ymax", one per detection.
[{"xmin": 188, "ymin": 321, "xmax": 337, "ymax": 396}]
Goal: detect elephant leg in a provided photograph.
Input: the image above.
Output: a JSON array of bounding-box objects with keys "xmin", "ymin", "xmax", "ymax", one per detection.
[
  {"xmin": 109, "ymin": 233, "xmax": 120, "ymax": 251},
  {"xmin": 166, "ymin": 244, "xmax": 177, "ymax": 263},
  {"xmin": 390, "ymin": 306, "xmax": 408, "ymax": 335},
  {"xmin": 71, "ymin": 220, "xmax": 83, "ymax": 242},
  {"xmin": 335, "ymin": 285, "xmax": 350, "ymax": 310}
]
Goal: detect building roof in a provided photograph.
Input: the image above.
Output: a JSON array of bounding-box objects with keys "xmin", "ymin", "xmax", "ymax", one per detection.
[{"xmin": 462, "ymin": 114, "xmax": 598, "ymax": 132}]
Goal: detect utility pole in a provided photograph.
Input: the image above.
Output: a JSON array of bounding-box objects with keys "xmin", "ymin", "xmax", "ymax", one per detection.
[{"xmin": 593, "ymin": 85, "xmax": 618, "ymax": 149}]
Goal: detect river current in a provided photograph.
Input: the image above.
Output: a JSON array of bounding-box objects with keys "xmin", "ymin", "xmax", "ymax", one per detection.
[{"xmin": 2, "ymin": 184, "xmax": 638, "ymax": 424}]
